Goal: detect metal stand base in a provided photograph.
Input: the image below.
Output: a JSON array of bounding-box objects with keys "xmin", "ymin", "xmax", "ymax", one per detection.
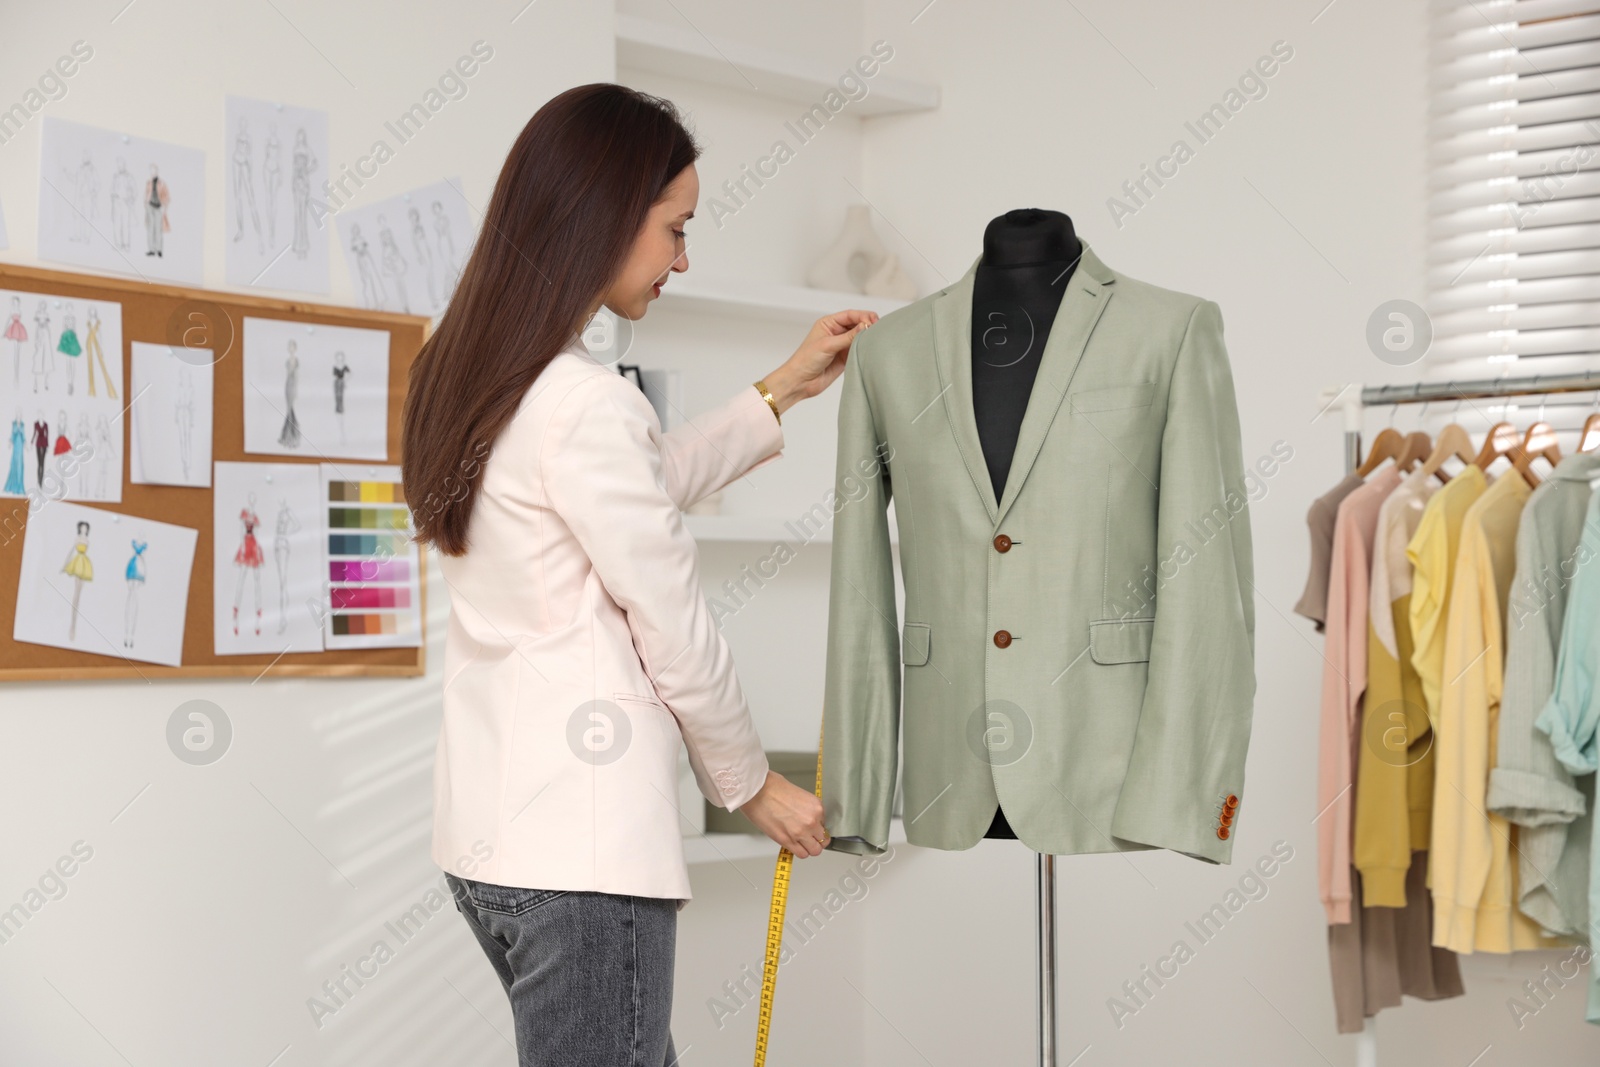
[{"xmin": 1037, "ymin": 852, "xmax": 1056, "ymax": 1067}]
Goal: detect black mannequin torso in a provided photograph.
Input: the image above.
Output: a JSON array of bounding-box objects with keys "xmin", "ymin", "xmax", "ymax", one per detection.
[{"xmin": 970, "ymin": 208, "xmax": 1082, "ymax": 840}]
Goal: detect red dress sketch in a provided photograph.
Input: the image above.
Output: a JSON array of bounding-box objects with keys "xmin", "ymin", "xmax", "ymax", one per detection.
[{"xmin": 234, "ymin": 507, "xmax": 265, "ymax": 566}]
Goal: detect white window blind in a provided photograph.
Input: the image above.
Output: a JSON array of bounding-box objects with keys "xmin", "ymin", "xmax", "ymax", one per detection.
[{"xmin": 1430, "ymin": 0, "xmax": 1600, "ymax": 396}]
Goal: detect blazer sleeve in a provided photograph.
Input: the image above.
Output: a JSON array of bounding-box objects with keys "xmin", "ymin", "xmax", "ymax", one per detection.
[
  {"xmin": 541, "ymin": 373, "xmax": 771, "ymax": 811},
  {"xmin": 658, "ymin": 385, "xmax": 785, "ymax": 511},
  {"xmin": 1108, "ymin": 299, "xmax": 1257, "ymax": 865},
  {"xmin": 820, "ymin": 329, "xmax": 899, "ymax": 856}
]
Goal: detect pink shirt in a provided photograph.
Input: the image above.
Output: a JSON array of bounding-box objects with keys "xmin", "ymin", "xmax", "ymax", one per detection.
[{"xmin": 1316, "ymin": 465, "xmax": 1401, "ymax": 923}]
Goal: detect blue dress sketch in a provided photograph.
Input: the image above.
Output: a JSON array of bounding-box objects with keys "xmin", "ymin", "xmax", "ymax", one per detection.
[
  {"xmin": 124, "ymin": 538, "xmax": 147, "ymax": 648},
  {"xmin": 4, "ymin": 418, "xmax": 24, "ymax": 494}
]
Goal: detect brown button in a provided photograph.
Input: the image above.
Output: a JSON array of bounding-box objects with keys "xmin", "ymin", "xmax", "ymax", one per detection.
[
  {"xmin": 993, "ymin": 630, "xmax": 1012, "ymax": 649},
  {"xmin": 993, "ymin": 534, "xmax": 1012, "ymax": 553},
  {"xmin": 1216, "ymin": 827, "xmax": 1230, "ymax": 840},
  {"xmin": 1220, "ymin": 811, "xmax": 1233, "ymax": 826},
  {"xmin": 1225, "ymin": 794, "xmax": 1239, "ymax": 809}
]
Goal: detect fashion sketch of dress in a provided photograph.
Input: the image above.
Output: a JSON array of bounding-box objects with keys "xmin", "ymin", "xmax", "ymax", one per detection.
[
  {"xmin": 145, "ymin": 165, "xmax": 170, "ymax": 257},
  {"xmin": 263, "ymin": 125, "xmax": 282, "ymax": 245},
  {"xmin": 6, "ymin": 296, "xmax": 27, "ymax": 387},
  {"xmin": 349, "ymin": 225, "xmax": 384, "ymax": 308},
  {"xmin": 5, "ymin": 418, "xmax": 25, "ymax": 494},
  {"xmin": 124, "ymin": 538, "xmax": 147, "ymax": 647},
  {"xmin": 409, "ymin": 206, "xmax": 441, "ymax": 310},
  {"xmin": 433, "ymin": 200, "xmax": 459, "ymax": 280},
  {"xmin": 273, "ymin": 499, "xmax": 302, "ymax": 635},
  {"xmin": 174, "ymin": 368, "xmax": 195, "ymax": 481},
  {"xmin": 290, "ymin": 128, "xmax": 318, "ymax": 259},
  {"xmin": 94, "ymin": 415, "xmax": 113, "ymax": 499},
  {"xmin": 378, "ymin": 217, "xmax": 411, "ymax": 313},
  {"xmin": 234, "ymin": 493, "xmax": 265, "ymax": 636},
  {"xmin": 31, "ymin": 300, "xmax": 51, "ymax": 392},
  {"xmin": 84, "ymin": 306, "xmax": 116, "ymax": 398},
  {"xmin": 331, "ymin": 353, "xmax": 350, "ymax": 444},
  {"xmin": 62, "ymin": 521, "xmax": 93, "ymax": 642},
  {"xmin": 232, "ymin": 117, "xmax": 264, "ymax": 253},
  {"xmin": 52, "ymin": 410, "xmax": 70, "ymax": 460},
  {"xmin": 277, "ymin": 341, "xmax": 302, "ymax": 448},
  {"xmin": 32, "ymin": 418, "xmax": 47, "ymax": 486},
  {"xmin": 73, "ymin": 151, "xmax": 98, "ymax": 243},
  {"xmin": 57, "ymin": 305, "xmax": 81, "ymax": 396},
  {"xmin": 110, "ymin": 158, "xmax": 135, "ymax": 251}
]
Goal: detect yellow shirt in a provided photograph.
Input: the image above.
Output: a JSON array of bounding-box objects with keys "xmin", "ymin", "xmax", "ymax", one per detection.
[
  {"xmin": 1428, "ymin": 469, "xmax": 1563, "ymax": 952},
  {"xmin": 1407, "ymin": 465, "xmax": 1485, "ymax": 724}
]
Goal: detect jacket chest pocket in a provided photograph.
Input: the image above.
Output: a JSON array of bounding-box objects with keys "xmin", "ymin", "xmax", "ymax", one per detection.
[
  {"xmin": 902, "ymin": 622, "xmax": 931, "ymax": 666},
  {"xmin": 1089, "ymin": 617, "xmax": 1155, "ymax": 664},
  {"xmin": 1068, "ymin": 382, "xmax": 1156, "ymax": 415}
]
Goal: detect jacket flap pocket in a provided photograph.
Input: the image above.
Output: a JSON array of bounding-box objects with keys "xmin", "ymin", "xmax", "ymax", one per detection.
[
  {"xmin": 1069, "ymin": 382, "xmax": 1156, "ymax": 414},
  {"xmin": 1089, "ymin": 618, "xmax": 1155, "ymax": 664},
  {"xmin": 902, "ymin": 622, "xmax": 931, "ymax": 666}
]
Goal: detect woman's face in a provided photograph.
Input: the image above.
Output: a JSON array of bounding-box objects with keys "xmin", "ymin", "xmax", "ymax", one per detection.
[{"xmin": 600, "ymin": 164, "xmax": 696, "ymax": 321}]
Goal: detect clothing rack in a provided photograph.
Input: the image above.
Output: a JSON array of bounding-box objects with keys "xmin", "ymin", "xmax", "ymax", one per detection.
[{"xmin": 1315, "ymin": 369, "xmax": 1600, "ymax": 1067}]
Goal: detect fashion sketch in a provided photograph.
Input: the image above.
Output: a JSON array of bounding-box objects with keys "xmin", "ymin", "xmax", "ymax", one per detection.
[
  {"xmin": 378, "ymin": 217, "xmax": 410, "ymax": 313},
  {"xmin": 233, "ymin": 491, "xmax": 265, "ymax": 636},
  {"xmin": 124, "ymin": 538, "xmax": 147, "ymax": 647},
  {"xmin": 277, "ymin": 339, "xmax": 301, "ymax": 447},
  {"xmin": 73, "ymin": 151, "xmax": 98, "ymax": 243},
  {"xmin": 94, "ymin": 415, "xmax": 113, "ymax": 499},
  {"xmin": 31, "ymin": 299, "xmax": 52, "ymax": 392},
  {"xmin": 290, "ymin": 128, "xmax": 317, "ymax": 260},
  {"xmin": 32, "ymin": 415, "xmax": 47, "ymax": 486},
  {"xmin": 6, "ymin": 294, "xmax": 26, "ymax": 387},
  {"xmin": 110, "ymin": 157, "xmax": 135, "ymax": 251},
  {"xmin": 232, "ymin": 117, "xmax": 264, "ymax": 254},
  {"xmin": 174, "ymin": 367, "xmax": 196, "ymax": 481},
  {"xmin": 409, "ymin": 206, "xmax": 441, "ymax": 310},
  {"xmin": 273, "ymin": 498, "xmax": 301, "ymax": 634},
  {"xmin": 75, "ymin": 412, "xmax": 91, "ymax": 496},
  {"xmin": 331, "ymin": 351, "xmax": 350, "ymax": 443},
  {"xmin": 84, "ymin": 306, "xmax": 116, "ymax": 398},
  {"xmin": 56, "ymin": 303, "xmax": 81, "ymax": 395},
  {"xmin": 144, "ymin": 163, "xmax": 170, "ymax": 257},
  {"xmin": 263, "ymin": 124, "xmax": 282, "ymax": 245},
  {"xmin": 52, "ymin": 409, "xmax": 70, "ymax": 462},
  {"xmin": 432, "ymin": 200, "xmax": 459, "ymax": 282},
  {"xmin": 5, "ymin": 413, "xmax": 25, "ymax": 494},
  {"xmin": 61, "ymin": 519, "xmax": 93, "ymax": 641},
  {"xmin": 349, "ymin": 224, "xmax": 384, "ymax": 307}
]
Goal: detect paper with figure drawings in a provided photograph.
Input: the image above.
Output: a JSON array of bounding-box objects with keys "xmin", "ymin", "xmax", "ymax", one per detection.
[
  {"xmin": 223, "ymin": 95, "xmax": 330, "ymax": 294},
  {"xmin": 130, "ymin": 342, "xmax": 213, "ymax": 488},
  {"xmin": 213, "ymin": 460, "xmax": 325, "ymax": 656},
  {"xmin": 334, "ymin": 177, "xmax": 472, "ymax": 318},
  {"xmin": 240, "ymin": 316, "xmax": 389, "ymax": 461},
  {"xmin": 13, "ymin": 501, "xmax": 197, "ymax": 666}
]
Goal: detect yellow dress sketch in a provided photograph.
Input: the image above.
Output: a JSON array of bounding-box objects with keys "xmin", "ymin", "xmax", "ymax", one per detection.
[{"xmin": 62, "ymin": 539, "xmax": 93, "ymax": 579}]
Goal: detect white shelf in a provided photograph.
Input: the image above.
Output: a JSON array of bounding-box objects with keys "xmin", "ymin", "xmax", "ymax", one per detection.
[
  {"xmin": 616, "ymin": 15, "xmax": 940, "ymax": 117},
  {"xmin": 684, "ymin": 506, "xmax": 898, "ymax": 545},
  {"xmin": 655, "ymin": 274, "xmax": 911, "ymax": 325},
  {"xmin": 684, "ymin": 817, "xmax": 908, "ymax": 866}
]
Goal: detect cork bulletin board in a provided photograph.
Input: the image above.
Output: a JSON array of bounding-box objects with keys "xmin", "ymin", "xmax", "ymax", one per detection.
[{"xmin": 0, "ymin": 263, "xmax": 432, "ymax": 680}]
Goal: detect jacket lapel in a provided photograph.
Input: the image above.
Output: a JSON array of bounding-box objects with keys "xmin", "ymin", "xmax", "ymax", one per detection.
[{"xmin": 931, "ymin": 242, "xmax": 1118, "ymax": 529}]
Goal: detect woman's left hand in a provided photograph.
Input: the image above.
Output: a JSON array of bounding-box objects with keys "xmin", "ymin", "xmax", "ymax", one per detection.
[{"xmin": 760, "ymin": 309, "xmax": 879, "ymax": 416}]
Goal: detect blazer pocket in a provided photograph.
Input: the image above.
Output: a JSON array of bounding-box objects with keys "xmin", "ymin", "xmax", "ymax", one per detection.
[
  {"xmin": 902, "ymin": 622, "xmax": 931, "ymax": 667},
  {"xmin": 1069, "ymin": 382, "xmax": 1156, "ymax": 414},
  {"xmin": 1089, "ymin": 617, "xmax": 1155, "ymax": 664}
]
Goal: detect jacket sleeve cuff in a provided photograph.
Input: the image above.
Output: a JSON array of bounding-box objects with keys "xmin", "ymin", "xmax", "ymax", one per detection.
[
  {"xmin": 1487, "ymin": 767, "xmax": 1586, "ymax": 827},
  {"xmin": 705, "ymin": 748, "xmax": 770, "ymax": 812},
  {"xmin": 1358, "ymin": 866, "xmax": 1409, "ymax": 908}
]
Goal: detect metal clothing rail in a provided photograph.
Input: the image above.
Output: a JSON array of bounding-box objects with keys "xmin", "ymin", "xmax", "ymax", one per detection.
[{"xmin": 1316, "ymin": 368, "xmax": 1599, "ymax": 1067}]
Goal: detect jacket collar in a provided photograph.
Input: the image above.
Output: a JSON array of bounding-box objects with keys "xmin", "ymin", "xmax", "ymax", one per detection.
[
  {"xmin": 931, "ymin": 241, "xmax": 1116, "ymax": 527},
  {"xmin": 1552, "ymin": 446, "xmax": 1600, "ymax": 482}
]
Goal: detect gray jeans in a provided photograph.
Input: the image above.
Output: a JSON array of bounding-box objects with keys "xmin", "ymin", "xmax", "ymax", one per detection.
[{"xmin": 444, "ymin": 873, "xmax": 679, "ymax": 1066}]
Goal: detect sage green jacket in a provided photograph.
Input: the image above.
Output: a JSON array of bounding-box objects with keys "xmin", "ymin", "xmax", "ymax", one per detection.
[{"xmin": 821, "ymin": 242, "xmax": 1257, "ymax": 864}]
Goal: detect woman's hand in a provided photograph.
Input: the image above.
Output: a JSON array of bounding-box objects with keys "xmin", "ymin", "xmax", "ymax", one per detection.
[
  {"xmin": 761, "ymin": 309, "xmax": 879, "ymax": 416},
  {"xmin": 739, "ymin": 770, "xmax": 830, "ymax": 857}
]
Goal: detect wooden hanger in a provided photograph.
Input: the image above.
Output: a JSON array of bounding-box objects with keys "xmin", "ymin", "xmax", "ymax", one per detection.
[
  {"xmin": 1357, "ymin": 411, "xmax": 1405, "ymax": 476},
  {"xmin": 1420, "ymin": 422, "xmax": 1473, "ymax": 483},
  {"xmin": 1474, "ymin": 421, "xmax": 1523, "ymax": 471},
  {"xmin": 1398, "ymin": 430, "xmax": 1432, "ymax": 472},
  {"xmin": 1514, "ymin": 419, "xmax": 1562, "ymax": 487},
  {"xmin": 1582, "ymin": 390, "xmax": 1600, "ymax": 453}
]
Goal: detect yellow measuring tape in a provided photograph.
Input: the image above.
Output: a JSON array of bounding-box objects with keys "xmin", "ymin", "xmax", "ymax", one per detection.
[{"xmin": 752, "ymin": 723, "xmax": 823, "ymax": 1067}]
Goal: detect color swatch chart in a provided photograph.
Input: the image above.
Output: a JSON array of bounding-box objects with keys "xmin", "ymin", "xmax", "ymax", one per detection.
[{"xmin": 318, "ymin": 464, "xmax": 422, "ymax": 648}]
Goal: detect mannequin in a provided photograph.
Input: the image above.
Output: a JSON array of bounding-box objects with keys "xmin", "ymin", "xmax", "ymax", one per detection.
[{"xmin": 970, "ymin": 208, "xmax": 1082, "ymax": 840}]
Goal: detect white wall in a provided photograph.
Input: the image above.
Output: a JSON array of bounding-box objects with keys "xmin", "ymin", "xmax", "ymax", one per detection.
[{"xmin": 1, "ymin": 1, "xmax": 1596, "ymax": 1065}]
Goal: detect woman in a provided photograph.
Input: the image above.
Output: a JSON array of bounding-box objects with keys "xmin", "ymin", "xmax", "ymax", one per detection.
[{"xmin": 402, "ymin": 83, "xmax": 873, "ymax": 1065}]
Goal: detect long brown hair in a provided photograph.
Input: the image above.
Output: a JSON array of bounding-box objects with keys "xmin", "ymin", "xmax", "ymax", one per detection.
[{"xmin": 402, "ymin": 83, "xmax": 700, "ymax": 556}]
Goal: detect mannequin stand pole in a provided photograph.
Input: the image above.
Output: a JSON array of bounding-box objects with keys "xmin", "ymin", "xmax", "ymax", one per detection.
[{"xmin": 1037, "ymin": 852, "xmax": 1057, "ymax": 1066}]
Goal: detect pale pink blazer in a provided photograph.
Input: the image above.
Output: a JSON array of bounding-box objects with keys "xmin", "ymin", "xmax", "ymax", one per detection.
[{"xmin": 431, "ymin": 333, "xmax": 781, "ymax": 900}]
